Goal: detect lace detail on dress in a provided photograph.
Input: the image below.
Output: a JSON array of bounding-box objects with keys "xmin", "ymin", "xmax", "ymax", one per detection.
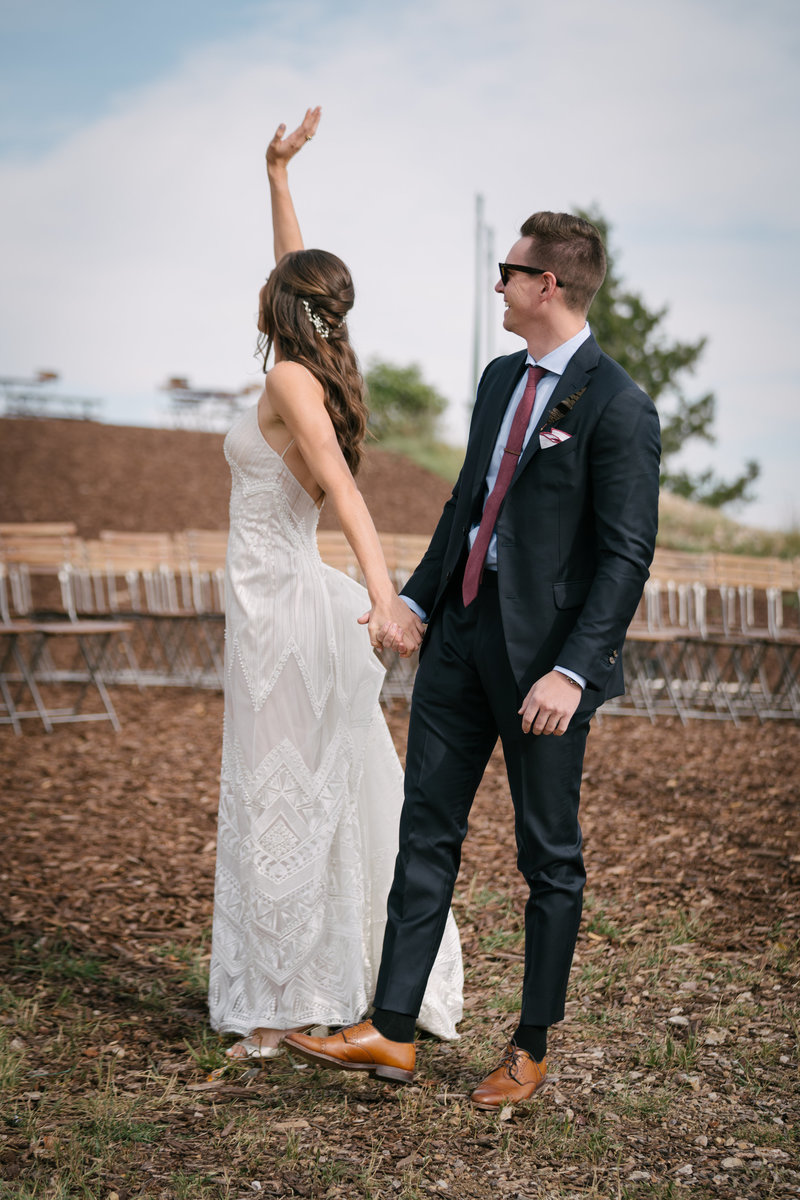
[
  {"xmin": 209, "ymin": 407, "xmax": 463, "ymax": 1039},
  {"xmin": 227, "ymin": 633, "xmax": 334, "ymax": 717}
]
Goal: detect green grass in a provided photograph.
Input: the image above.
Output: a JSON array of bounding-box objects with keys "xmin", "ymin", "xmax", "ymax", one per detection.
[
  {"xmin": 152, "ymin": 933, "xmax": 211, "ymax": 996},
  {"xmin": 167, "ymin": 1172, "xmax": 228, "ymax": 1199},
  {"xmin": 478, "ymin": 927, "xmax": 525, "ymax": 953},
  {"xmin": 80, "ymin": 1115, "xmax": 164, "ymax": 1150},
  {"xmin": 585, "ymin": 911, "xmax": 624, "ymax": 941},
  {"xmin": 11, "ymin": 937, "xmax": 103, "ymax": 982},
  {"xmin": 0, "ymin": 1028, "xmax": 25, "ymax": 1092},
  {"xmin": 638, "ymin": 1030, "xmax": 699, "ymax": 1072},
  {"xmin": 582, "ymin": 892, "xmax": 625, "ymax": 941},
  {"xmin": 766, "ymin": 930, "xmax": 800, "ymax": 974},
  {"xmin": 613, "ymin": 1085, "xmax": 674, "ymax": 1122},
  {"xmin": 657, "ymin": 491, "xmax": 800, "ymax": 556},
  {"xmin": 377, "ymin": 434, "xmax": 465, "ymax": 483},
  {"xmin": 658, "ymin": 907, "xmax": 713, "ymax": 945}
]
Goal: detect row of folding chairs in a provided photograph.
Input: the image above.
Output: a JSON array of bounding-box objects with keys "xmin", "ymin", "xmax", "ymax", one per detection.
[
  {"xmin": 614, "ymin": 549, "xmax": 800, "ymax": 722},
  {"xmin": 642, "ymin": 548, "xmax": 800, "ymax": 640},
  {"xmin": 0, "ymin": 526, "xmax": 137, "ymax": 731},
  {"xmin": 0, "ymin": 527, "xmax": 436, "ymax": 622},
  {"xmin": 5, "ymin": 526, "xmax": 798, "ymax": 631},
  {"xmin": 2, "ymin": 524, "xmax": 799, "ymax": 718},
  {"xmin": 0, "ymin": 525, "xmax": 432, "ymax": 696},
  {"xmin": 0, "ymin": 526, "xmax": 222, "ymax": 691},
  {"xmin": 602, "ymin": 630, "xmax": 800, "ymax": 724},
  {"xmin": 0, "ymin": 527, "xmax": 224, "ymax": 622}
]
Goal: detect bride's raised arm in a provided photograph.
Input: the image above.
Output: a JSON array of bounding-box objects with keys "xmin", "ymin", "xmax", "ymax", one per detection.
[{"xmin": 265, "ymin": 106, "xmax": 321, "ymax": 261}]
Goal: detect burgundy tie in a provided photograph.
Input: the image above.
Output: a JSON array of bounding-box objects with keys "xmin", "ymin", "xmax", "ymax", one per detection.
[{"xmin": 462, "ymin": 365, "xmax": 547, "ymax": 606}]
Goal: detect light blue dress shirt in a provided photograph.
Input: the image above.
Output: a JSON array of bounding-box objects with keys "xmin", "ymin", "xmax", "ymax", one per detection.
[
  {"xmin": 471, "ymin": 323, "xmax": 591, "ymax": 568},
  {"xmin": 404, "ymin": 324, "xmax": 592, "ymax": 691}
]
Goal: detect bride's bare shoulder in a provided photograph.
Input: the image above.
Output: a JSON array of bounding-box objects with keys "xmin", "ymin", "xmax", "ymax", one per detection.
[
  {"xmin": 266, "ymin": 360, "xmax": 323, "ymax": 394},
  {"xmin": 264, "ymin": 361, "xmax": 324, "ymax": 425}
]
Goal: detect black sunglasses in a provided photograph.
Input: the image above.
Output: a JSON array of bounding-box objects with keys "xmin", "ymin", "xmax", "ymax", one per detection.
[{"xmin": 498, "ymin": 262, "xmax": 564, "ymax": 288}]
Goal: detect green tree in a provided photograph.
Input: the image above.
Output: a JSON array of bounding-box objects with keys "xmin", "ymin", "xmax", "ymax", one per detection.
[
  {"xmin": 365, "ymin": 360, "xmax": 448, "ymax": 441},
  {"xmin": 582, "ymin": 208, "xmax": 759, "ymax": 508}
]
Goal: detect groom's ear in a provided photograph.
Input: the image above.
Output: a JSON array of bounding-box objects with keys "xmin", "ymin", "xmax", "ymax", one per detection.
[{"xmin": 539, "ymin": 272, "xmax": 561, "ymax": 302}]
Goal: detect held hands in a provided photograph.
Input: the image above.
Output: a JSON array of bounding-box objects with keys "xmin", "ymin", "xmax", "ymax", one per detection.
[
  {"xmin": 266, "ymin": 106, "xmax": 322, "ymax": 174},
  {"xmin": 358, "ymin": 597, "xmax": 425, "ymax": 658},
  {"xmin": 519, "ymin": 670, "xmax": 583, "ymax": 736}
]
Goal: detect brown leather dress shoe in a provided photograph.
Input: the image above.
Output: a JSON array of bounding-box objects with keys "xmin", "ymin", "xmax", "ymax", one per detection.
[
  {"xmin": 283, "ymin": 1019, "xmax": 415, "ymax": 1083},
  {"xmin": 471, "ymin": 1042, "xmax": 547, "ymax": 1110}
]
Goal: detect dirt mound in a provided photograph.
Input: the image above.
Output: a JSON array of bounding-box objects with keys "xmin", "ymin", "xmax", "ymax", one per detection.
[{"xmin": 0, "ymin": 417, "xmax": 453, "ymax": 538}]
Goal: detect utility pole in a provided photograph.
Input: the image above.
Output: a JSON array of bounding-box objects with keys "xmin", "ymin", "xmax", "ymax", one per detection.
[
  {"xmin": 470, "ymin": 193, "xmax": 485, "ymax": 431},
  {"xmin": 469, "ymin": 195, "xmax": 495, "ymax": 436},
  {"xmin": 485, "ymin": 222, "xmax": 495, "ymax": 366}
]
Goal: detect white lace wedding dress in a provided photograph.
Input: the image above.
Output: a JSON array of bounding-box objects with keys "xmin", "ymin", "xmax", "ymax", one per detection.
[{"xmin": 208, "ymin": 406, "xmax": 463, "ymax": 1040}]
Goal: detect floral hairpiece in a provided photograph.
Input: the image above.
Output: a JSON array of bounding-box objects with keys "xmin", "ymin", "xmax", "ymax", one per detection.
[{"xmin": 302, "ymin": 298, "xmax": 330, "ymax": 341}]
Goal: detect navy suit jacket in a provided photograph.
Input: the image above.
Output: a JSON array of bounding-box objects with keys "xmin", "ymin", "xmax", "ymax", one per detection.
[{"xmin": 402, "ymin": 334, "xmax": 661, "ymax": 704}]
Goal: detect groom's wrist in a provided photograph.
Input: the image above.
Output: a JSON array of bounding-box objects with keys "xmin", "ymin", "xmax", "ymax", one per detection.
[
  {"xmin": 401, "ymin": 595, "xmax": 428, "ymax": 624},
  {"xmin": 554, "ymin": 666, "xmax": 585, "ymax": 690}
]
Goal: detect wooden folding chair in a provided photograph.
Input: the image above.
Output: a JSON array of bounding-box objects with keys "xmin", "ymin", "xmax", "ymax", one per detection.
[
  {"xmin": 0, "ymin": 522, "xmax": 77, "ymax": 537},
  {"xmin": 87, "ymin": 532, "xmax": 224, "ymax": 688},
  {"xmin": 646, "ymin": 549, "xmax": 713, "ymax": 636},
  {"xmin": 0, "ymin": 620, "xmax": 43, "ymax": 733},
  {"xmin": 0, "ymin": 530, "xmax": 81, "ymax": 618},
  {"xmin": 0, "ymin": 618, "xmax": 133, "ymax": 733},
  {"xmin": 182, "ymin": 530, "xmax": 228, "ymax": 613}
]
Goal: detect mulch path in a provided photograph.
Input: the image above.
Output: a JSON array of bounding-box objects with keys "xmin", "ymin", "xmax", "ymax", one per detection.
[{"xmin": 1, "ymin": 692, "xmax": 798, "ymax": 1198}]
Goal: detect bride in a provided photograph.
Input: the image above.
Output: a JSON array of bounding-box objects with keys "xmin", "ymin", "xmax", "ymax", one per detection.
[{"xmin": 208, "ymin": 107, "xmax": 463, "ymax": 1058}]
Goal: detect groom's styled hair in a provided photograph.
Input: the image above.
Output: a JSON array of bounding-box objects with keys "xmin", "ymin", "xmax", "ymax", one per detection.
[{"xmin": 520, "ymin": 212, "xmax": 607, "ymax": 316}]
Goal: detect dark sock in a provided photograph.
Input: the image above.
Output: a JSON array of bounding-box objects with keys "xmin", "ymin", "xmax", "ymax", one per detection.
[
  {"xmin": 371, "ymin": 1007, "xmax": 416, "ymax": 1043},
  {"xmin": 512, "ymin": 1023, "xmax": 547, "ymax": 1062}
]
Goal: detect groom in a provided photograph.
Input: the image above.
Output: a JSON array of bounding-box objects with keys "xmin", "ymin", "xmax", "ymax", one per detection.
[{"xmin": 286, "ymin": 211, "xmax": 660, "ymax": 1107}]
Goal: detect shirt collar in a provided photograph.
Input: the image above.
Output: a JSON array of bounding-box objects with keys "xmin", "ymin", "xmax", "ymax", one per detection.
[{"xmin": 526, "ymin": 323, "xmax": 591, "ymax": 377}]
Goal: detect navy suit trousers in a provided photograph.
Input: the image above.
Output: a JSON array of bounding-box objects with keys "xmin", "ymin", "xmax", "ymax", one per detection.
[{"xmin": 374, "ymin": 573, "xmax": 596, "ymax": 1027}]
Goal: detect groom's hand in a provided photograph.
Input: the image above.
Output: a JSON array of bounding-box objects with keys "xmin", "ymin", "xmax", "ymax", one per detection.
[
  {"xmin": 519, "ymin": 670, "xmax": 582, "ymax": 736},
  {"xmin": 358, "ymin": 599, "xmax": 425, "ymax": 658}
]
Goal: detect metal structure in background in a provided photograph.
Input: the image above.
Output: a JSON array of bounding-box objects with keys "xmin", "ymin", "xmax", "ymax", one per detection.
[
  {"xmin": 162, "ymin": 377, "xmax": 260, "ymax": 432},
  {"xmin": 0, "ymin": 370, "xmax": 102, "ymax": 421}
]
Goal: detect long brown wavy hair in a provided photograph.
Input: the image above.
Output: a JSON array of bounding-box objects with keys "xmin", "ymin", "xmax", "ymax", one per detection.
[{"xmin": 256, "ymin": 249, "xmax": 368, "ymax": 475}]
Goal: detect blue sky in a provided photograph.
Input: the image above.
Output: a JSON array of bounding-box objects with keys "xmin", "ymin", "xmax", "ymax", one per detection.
[
  {"xmin": 1, "ymin": 0, "xmax": 798, "ymax": 528},
  {"xmin": 0, "ymin": 0, "xmax": 265, "ymax": 154}
]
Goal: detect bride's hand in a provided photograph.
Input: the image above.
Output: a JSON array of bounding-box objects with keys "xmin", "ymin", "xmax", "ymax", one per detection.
[
  {"xmin": 359, "ymin": 598, "xmax": 425, "ymax": 658},
  {"xmin": 380, "ymin": 621, "xmax": 422, "ymax": 657},
  {"xmin": 266, "ymin": 106, "xmax": 321, "ymax": 173}
]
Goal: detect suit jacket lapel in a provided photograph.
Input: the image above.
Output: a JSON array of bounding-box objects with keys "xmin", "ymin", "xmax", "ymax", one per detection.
[{"xmin": 514, "ymin": 334, "xmax": 601, "ymax": 478}]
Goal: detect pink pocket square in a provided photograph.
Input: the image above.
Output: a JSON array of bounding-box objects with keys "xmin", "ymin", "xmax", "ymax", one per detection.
[{"xmin": 539, "ymin": 428, "xmax": 573, "ymax": 449}]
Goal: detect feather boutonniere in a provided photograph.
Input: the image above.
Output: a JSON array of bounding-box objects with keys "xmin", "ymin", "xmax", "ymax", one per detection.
[{"xmin": 544, "ymin": 386, "xmax": 587, "ymax": 430}]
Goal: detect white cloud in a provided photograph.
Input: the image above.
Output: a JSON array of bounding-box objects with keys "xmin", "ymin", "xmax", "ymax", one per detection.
[{"xmin": 1, "ymin": 0, "xmax": 798, "ymax": 526}]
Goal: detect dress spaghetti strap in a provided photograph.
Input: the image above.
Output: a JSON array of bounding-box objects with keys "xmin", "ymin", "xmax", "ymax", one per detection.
[{"xmin": 280, "ymin": 438, "xmax": 295, "ymax": 461}]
